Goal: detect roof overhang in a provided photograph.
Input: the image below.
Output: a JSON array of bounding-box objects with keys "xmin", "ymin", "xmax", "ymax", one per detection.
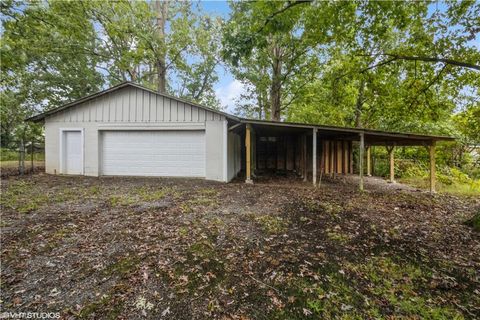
[{"xmin": 240, "ymin": 119, "xmax": 454, "ymax": 146}]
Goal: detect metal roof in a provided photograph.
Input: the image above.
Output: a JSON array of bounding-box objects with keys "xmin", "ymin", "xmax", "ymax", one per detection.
[
  {"xmin": 26, "ymin": 82, "xmax": 240, "ymax": 123},
  {"xmin": 26, "ymin": 82, "xmax": 454, "ymax": 145},
  {"xmin": 239, "ymin": 119, "xmax": 455, "ymax": 146}
]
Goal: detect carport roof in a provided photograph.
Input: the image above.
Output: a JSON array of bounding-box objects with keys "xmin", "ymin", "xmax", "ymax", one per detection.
[{"xmin": 239, "ymin": 119, "xmax": 455, "ymax": 146}]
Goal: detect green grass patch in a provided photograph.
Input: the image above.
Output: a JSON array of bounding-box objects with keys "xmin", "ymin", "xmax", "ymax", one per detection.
[
  {"xmin": 271, "ymin": 257, "xmax": 465, "ymax": 319},
  {"xmin": 1, "ymin": 180, "xmax": 86, "ymax": 213},
  {"xmin": 271, "ymin": 263, "xmax": 365, "ymax": 319},
  {"xmin": 1, "ymin": 148, "xmax": 45, "ymax": 161},
  {"xmin": 255, "ymin": 215, "xmax": 289, "ymax": 234},
  {"xmin": 136, "ymin": 186, "xmax": 180, "ymax": 201},
  {"xmin": 109, "ymin": 194, "xmax": 137, "ymax": 207},
  {"xmin": 179, "ymin": 188, "xmax": 219, "ymax": 214},
  {"xmin": 169, "ymin": 238, "xmax": 226, "ymax": 294},
  {"xmin": 326, "ymin": 228, "xmax": 350, "ymax": 244},
  {"xmin": 347, "ymin": 257, "xmax": 463, "ymax": 319},
  {"xmin": 102, "ymin": 255, "xmax": 140, "ymax": 279},
  {"xmin": 400, "ymin": 167, "xmax": 480, "ymax": 196},
  {"xmin": 401, "ymin": 176, "xmax": 480, "ymax": 196},
  {"xmin": 303, "ymin": 199, "xmax": 343, "ymax": 216},
  {"xmin": 77, "ymin": 283, "xmax": 128, "ymax": 319},
  {"xmin": 109, "ymin": 186, "xmax": 180, "ymax": 207},
  {"xmin": 1, "ymin": 181, "xmax": 44, "ymax": 213}
]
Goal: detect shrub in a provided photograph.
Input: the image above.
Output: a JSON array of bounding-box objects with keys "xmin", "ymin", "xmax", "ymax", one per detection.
[
  {"xmin": 465, "ymin": 212, "xmax": 480, "ymax": 232},
  {"xmin": 0, "ymin": 148, "xmax": 45, "ymax": 161},
  {"xmin": 0, "ymin": 148, "xmax": 19, "ymax": 161}
]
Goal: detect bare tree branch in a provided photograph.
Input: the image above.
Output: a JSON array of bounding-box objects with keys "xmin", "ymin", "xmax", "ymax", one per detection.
[
  {"xmin": 257, "ymin": 0, "xmax": 312, "ymax": 35},
  {"xmin": 355, "ymin": 53, "xmax": 480, "ymax": 71},
  {"xmin": 384, "ymin": 54, "xmax": 480, "ymax": 71},
  {"xmin": 407, "ymin": 64, "xmax": 448, "ymax": 110}
]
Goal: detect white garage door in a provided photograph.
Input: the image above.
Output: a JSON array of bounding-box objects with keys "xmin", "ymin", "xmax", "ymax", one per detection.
[{"xmin": 101, "ymin": 131, "xmax": 205, "ymax": 177}]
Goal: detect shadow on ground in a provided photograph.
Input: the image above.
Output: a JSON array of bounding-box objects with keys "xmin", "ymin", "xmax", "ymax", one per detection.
[{"xmin": 1, "ymin": 174, "xmax": 479, "ymax": 319}]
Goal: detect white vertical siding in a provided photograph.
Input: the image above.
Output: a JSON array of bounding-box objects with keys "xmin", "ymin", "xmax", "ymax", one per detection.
[
  {"xmin": 46, "ymin": 86, "xmax": 222, "ymax": 123},
  {"xmin": 44, "ymin": 85, "xmax": 230, "ymax": 181}
]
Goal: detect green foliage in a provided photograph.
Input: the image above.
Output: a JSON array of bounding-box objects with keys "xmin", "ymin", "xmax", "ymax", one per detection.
[
  {"xmin": 1, "ymin": 0, "xmax": 223, "ymax": 148},
  {"xmin": 400, "ymin": 165, "xmax": 480, "ymax": 196},
  {"xmin": 364, "ymin": 145, "xmax": 479, "ymax": 195},
  {"xmin": 1, "ymin": 0, "xmax": 104, "ymax": 147},
  {"xmin": 453, "ymin": 104, "xmax": 480, "ymax": 145},
  {"xmin": 0, "ymin": 148, "xmax": 45, "ymax": 161},
  {"xmin": 223, "ymin": 0, "xmax": 479, "ymax": 149},
  {"xmin": 1, "ymin": 148, "xmax": 19, "ymax": 161},
  {"xmin": 464, "ymin": 212, "xmax": 480, "ymax": 232}
]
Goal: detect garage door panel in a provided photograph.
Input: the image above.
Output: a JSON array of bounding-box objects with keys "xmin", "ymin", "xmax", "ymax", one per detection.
[{"xmin": 101, "ymin": 131, "xmax": 205, "ymax": 177}]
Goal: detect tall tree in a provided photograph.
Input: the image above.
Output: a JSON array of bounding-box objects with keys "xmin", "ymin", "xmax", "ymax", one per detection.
[
  {"xmin": 228, "ymin": 0, "xmax": 479, "ymax": 135},
  {"xmin": 82, "ymin": 0, "xmax": 221, "ymax": 106},
  {"xmin": 223, "ymin": 1, "xmax": 322, "ymax": 121},
  {"xmin": 154, "ymin": 0, "xmax": 168, "ymax": 93},
  {"xmin": 1, "ymin": 0, "xmax": 224, "ymax": 148},
  {"xmin": 1, "ymin": 0, "xmax": 104, "ymax": 147}
]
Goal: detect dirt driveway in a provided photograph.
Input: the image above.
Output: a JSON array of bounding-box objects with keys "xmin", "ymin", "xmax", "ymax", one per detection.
[{"xmin": 1, "ymin": 174, "xmax": 479, "ymax": 319}]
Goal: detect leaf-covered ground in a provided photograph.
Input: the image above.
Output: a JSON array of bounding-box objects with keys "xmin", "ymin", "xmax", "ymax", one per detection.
[{"xmin": 1, "ymin": 174, "xmax": 479, "ymax": 319}]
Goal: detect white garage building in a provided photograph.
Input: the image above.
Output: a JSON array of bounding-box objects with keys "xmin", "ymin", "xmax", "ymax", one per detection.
[
  {"xmin": 29, "ymin": 82, "xmax": 242, "ymax": 182},
  {"xmin": 29, "ymin": 81, "xmax": 452, "ymax": 190}
]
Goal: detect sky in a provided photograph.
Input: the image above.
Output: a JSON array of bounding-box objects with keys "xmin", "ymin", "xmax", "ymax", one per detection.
[{"xmin": 198, "ymin": 1, "xmax": 242, "ymax": 113}]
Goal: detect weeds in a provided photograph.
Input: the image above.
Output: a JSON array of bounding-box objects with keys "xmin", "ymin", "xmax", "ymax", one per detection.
[{"xmin": 255, "ymin": 215, "xmax": 289, "ymax": 234}]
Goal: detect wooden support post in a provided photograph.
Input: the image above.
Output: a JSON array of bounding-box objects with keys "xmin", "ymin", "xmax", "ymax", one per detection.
[
  {"xmin": 349, "ymin": 141, "xmax": 353, "ymax": 174},
  {"xmin": 302, "ymin": 134, "xmax": 307, "ymax": 182},
  {"xmin": 312, "ymin": 128, "xmax": 317, "ymax": 186},
  {"xmin": 245, "ymin": 124, "xmax": 253, "ymax": 184},
  {"xmin": 343, "ymin": 141, "xmax": 348, "ymax": 174},
  {"xmin": 319, "ymin": 140, "xmax": 325, "ymax": 186},
  {"xmin": 359, "ymin": 133, "xmax": 365, "ymax": 191},
  {"xmin": 325, "ymin": 141, "xmax": 330, "ymax": 174},
  {"xmin": 366, "ymin": 146, "xmax": 372, "ymax": 176},
  {"xmin": 429, "ymin": 141, "xmax": 436, "ymax": 193},
  {"xmin": 333, "ymin": 141, "xmax": 337, "ymax": 177},
  {"xmin": 293, "ymin": 136, "xmax": 297, "ymax": 172},
  {"xmin": 386, "ymin": 144, "xmax": 395, "ymax": 183},
  {"xmin": 337, "ymin": 141, "xmax": 342, "ymax": 174},
  {"xmin": 330, "ymin": 140, "xmax": 335, "ymax": 177}
]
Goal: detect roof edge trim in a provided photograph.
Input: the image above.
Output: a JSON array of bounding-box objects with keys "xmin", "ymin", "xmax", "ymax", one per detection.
[{"xmin": 26, "ymin": 82, "xmax": 240, "ymax": 123}]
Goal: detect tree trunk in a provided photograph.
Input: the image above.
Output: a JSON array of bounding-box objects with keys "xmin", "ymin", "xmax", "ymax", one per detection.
[
  {"xmin": 155, "ymin": 0, "xmax": 168, "ymax": 93},
  {"xmin": 19, "ymin": 138, "xmax": 25, "ymax": 176},
  {"xmin": 270, "ymin": 44, "xmax": 283, "ymax": 121},
  {"xmin": 257, "ymin": 96, "xmax": 263, "ymax": 119},
  {"xmin": 354, "ymin": 79, "xmax": 366, "ymax": 128}
]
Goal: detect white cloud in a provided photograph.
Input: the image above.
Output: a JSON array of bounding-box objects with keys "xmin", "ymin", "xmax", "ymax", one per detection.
[{"xmin": 215, "ymin": 79, "xmax": 247, "ymax": 113}]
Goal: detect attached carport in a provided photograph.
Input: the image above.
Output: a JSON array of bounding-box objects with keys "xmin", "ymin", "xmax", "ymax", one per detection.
[{"xmin": 238, "ymin": 119, "xmax": 455, "ymax": 193}]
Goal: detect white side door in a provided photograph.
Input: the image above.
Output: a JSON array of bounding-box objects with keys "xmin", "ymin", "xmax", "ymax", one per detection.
[{"xmin": 62, "ymin": 131, "xmax": 83, "ymax": 174}]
